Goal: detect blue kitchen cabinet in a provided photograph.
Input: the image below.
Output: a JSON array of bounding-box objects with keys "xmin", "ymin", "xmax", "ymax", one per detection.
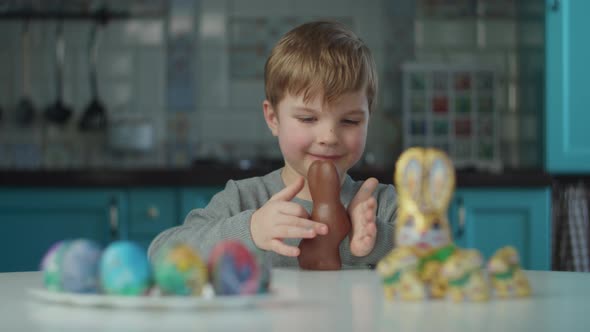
[
  {"xmin": 179, "ymin": 187, "xmax": 223, "ymax": 221},
  {"xmin": 449, "ymin": 188, "xmax": 551, "ymax": 270},
  {"xmin": 0, "ymin": 188, "xmax": 127, "ymax": 272},
  {"xmin": 127, "ymin": 188, "xmax": 180, "ymax": 252},
  {"xmin": 546, "ymin": 0, "xmax": 590, "ymax": 172},
  {"xmin": 122, "ymin": 187, "xmax": 222, "ymax": 253},
  {"xmin": 0, "ymin": 187, "xmax": 221, "ymax": 272},
  {"xmin": 0, "ymin": 185, "xmax": 551, "ymax": 272},
  {"xmin": 131, "ymin": 187, "xmax": 221, "ymax": 253}
]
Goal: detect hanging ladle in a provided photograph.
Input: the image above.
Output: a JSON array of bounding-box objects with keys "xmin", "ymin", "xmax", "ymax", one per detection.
[
  {"xmin": 44, "ymin": 21, "xmax": 73, "ymax": 126},
  {"xmin": 79, "ymin": 19, "xmax": 107, "ymax": 131},
  {"xmin": 15, "ymin": 20, "xmax": 35, "ymax": 127}
]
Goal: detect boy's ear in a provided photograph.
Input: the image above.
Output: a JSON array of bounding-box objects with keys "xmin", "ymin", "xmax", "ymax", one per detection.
[{"xmin": 263, "ymin": 100, "xmax": 279, "ymax": 136}]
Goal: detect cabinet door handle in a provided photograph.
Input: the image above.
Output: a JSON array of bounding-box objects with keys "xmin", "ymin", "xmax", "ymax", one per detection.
[
  {"xmin": 454, "ymin": 197, "xmax": 465, "ymax": 239},
  {"xmin": 551, "ymin": 0, "xmax": 559, "ymax": 11},
  {"xmin": 147, "ymin": 206, "xmax": 160, "ymax": 219},
  {"xmin": 109, "ymin": 198, "xmax": 119, "ymax": 240}
]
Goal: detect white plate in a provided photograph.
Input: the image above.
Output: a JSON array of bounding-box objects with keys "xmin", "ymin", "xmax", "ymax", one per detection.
[{"xmin": 28, "ymin": 288, "xmax": 293, "ymax": 310}]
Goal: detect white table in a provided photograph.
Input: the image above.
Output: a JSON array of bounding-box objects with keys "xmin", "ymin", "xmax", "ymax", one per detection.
[{"xmin": 0, "ymin": 269, "xmax": 588, "ymax": 332}]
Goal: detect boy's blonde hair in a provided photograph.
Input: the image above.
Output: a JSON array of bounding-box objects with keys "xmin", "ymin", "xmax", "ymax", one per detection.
[{"xmin": 264, "ymin": 21, "xmax": 378, "ymax": 112}]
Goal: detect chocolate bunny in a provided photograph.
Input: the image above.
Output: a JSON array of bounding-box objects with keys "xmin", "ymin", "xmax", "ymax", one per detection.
[{"xmin": 298, "ymin": 160, "xmax": 351, "ymax": 270}]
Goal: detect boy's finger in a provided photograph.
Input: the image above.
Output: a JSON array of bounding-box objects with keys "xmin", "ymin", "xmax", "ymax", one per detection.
[
  {"xmin": 364, "ymin": 208, "xmax": 376, "ymax": 223},
  {"xmin": 349, "ymin": 177, "xmax": 378, "ymax": 209},
  {"xmin": 366, "ymin": 221, "xmax": 377, "ymax": 234},
  {"xmin": 279, "ymin": 202, "xmax": 310, "ymax": 218},
  {"xmin": 270, "ymin": 239, "xmax": 300, "ymax": 257},
  {"xmin": 279, "ymin": 216, "xmax": 328, "ymax": 235},
  {"xmin": 363, "ymin": 197, "xmax": 377, "ymax": 213},
  {"xmin": 269, "ymin": 176, "xmax": 305, "ymax": 202},
  {"xmin": 273, "ymin": 225, "xmax": 317, "ymax": 239}
]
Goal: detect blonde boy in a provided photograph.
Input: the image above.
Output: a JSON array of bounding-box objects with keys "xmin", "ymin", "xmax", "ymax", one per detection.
[{"xmin": 149, "ymin": 21, "xmax": 396, "ymax": 268}]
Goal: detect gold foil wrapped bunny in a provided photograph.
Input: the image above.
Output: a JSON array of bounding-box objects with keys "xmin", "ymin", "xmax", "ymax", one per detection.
[
  {"xmin": 441, "ymin": 249, "xmax": 490, "ymax": 302},
  {"xmin": 376, "ymin": 247, "xmax": 426, "ymax": 301},
  {"xmin": 488, "ymin": 246, "xmax": 532, "ymax": 298},
  {"xmin": 377, "ymin": 147, "xmax": 531, "ymax": 302}
]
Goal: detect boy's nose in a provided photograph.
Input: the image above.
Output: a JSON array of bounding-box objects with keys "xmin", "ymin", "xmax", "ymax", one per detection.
[{"xmin": 317, "ymin": 126, "xmax": 338, "ymax": 145}]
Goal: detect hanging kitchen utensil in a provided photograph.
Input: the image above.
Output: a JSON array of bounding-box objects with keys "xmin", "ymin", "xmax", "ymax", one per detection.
[
  {"xmin": 15, "ymin": 21, "xmax": 35, "ymax": 127},
  {"xmin": 79, "ymin": 19, "xmax": 107, "ymax": 131},
  {"xmin": 44, "ymin": 21, "xmax": 72, "ymax": 126}
]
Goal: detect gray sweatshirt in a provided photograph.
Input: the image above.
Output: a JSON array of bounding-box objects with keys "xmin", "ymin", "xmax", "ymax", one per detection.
[{"xmin": 148, "ymin": 168, "xmax": 397, "ymax": 268}]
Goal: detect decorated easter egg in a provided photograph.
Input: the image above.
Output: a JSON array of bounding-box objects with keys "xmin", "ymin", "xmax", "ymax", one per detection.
[
  {"xmin": 40, "ymin": 240, "xmax": 71, "ymax": 291},
  {"xmin": 100, "ymin": 241, "xmax": 152, "ymax": 296},
  {"xmin": 60, "ymin": 239, "xmax": 102, "ymax": 293},
  {"xmin": 153, "ymin": 243, "xmax": 207, "ymax": 296},
  {"xmin": 208, "ymin": 240, "xmax": 260, "ymax": 296},
  {"xmin": 254, "ymin": 250, "xmax": 272, "ymax": 294}
]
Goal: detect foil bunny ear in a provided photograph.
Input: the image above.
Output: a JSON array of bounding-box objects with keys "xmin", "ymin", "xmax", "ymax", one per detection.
[
  {"xmin": 394, "ymin": 147, "xmax": 425, "ymax": 209},
  {"xmin": 394, "ymin": 147, "xmax": 455, "ymax": 213},
  {"xmin": 423, "ymin": 149, "xmax": 455, "ymax": 213}
]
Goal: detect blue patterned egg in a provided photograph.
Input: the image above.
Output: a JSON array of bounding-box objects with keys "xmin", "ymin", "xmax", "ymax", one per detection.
[
  {"xmin": 153, "ymin": 243, "xmax": 207, "ymax": 296},
  {"xmin": 40, "ymin": 240, "xmax": 71, "ymax": 291},
  {"xmin": 100, "ymin": 241, "xmax": 152, "ymax": 296},
  {"xmin": 60, "ymin": 239, "xmax": 102, "ymax": 293}
]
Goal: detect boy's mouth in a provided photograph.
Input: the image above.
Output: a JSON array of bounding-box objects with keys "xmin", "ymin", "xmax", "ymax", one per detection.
[{"xmin": 308, "ymin": 153, "xmax": 342, "ymax": 161}]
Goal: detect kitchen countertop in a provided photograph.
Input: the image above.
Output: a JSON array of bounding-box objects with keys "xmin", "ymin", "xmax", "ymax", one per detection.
[
  {"xmin": 1, "ymin": 269, "xmax": 588, "ymax": 332},
  {"xmin": 0, "ymin": 166, "xmax": 553, "ymax": 187}
]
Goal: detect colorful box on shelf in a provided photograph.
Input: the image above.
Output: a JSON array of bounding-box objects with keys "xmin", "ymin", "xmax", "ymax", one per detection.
[{"xmin": 402, "ymin": 63, "xmax": 501, "ymax": 172}]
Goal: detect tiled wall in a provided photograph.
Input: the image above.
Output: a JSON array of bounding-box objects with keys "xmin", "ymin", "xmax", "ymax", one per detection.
[
  {"xmin": 0, "ymin": 14, "xmax": 169, "ymax": 168},
  {"xmin": 0, "ymin": 0, "xmax": 397, "ymax": 169},
  {"xmin": 0, "ymin": 0, "xmax": 544, "ymax": 171},
  {"xmin": 412, "ymin": 0, "xmax": 545, "ymax": 169},
  {"xmin": 195, "ymin": 0, "xmax": 396, "ymax": 169}
]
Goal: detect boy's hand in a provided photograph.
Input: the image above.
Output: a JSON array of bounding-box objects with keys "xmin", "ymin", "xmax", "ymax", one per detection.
[
  {"xmin": 251, "ymin": 176, "xmax": 328, "ymax": 257},
  {"xmin": 348, "ymin": 177, "xmax": 379, "ymax": 257}
]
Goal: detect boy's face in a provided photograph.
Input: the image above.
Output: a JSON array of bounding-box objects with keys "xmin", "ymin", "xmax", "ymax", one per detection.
[{"xmin": 263, "ymin": 90, "xmax": 369, "ymax": 181}]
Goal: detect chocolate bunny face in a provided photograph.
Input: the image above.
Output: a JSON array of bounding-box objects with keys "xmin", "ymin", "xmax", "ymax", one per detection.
[{"xmin": 394, "ymin": 148, "xmax": 455, "ymax": 256}]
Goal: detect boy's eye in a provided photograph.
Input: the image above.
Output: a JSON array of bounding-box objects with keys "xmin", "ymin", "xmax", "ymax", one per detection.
[
  {"xmin": 342, "ymin": 119, "xmax": 361, "ymax": 125},
  {"xmin": 297, "ymin": 117, "xmax": 316, "ymax": 123}
]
